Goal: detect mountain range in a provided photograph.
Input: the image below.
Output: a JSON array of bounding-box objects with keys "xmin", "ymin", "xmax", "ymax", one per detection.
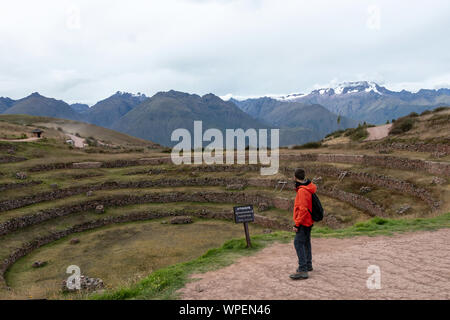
[
  {"xmin": 269, "ymin": 81, "xmax": 450, "ymax": 124},
  {"xmin": 3, "ymin": 92, "xmax": 81, "ymax": 121},
  {"xmin": 230, "ymin": 97, "xmax": 358, "ymax": 145},
  {"xmin": 1, "ymin": 81, "xmax": 449, "ymax": 146},
  {"xmin": 111, "ymin": 90, "xmax": 270, "ymax": 147}
]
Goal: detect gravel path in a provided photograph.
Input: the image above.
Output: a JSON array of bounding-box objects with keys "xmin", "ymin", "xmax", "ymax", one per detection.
[
  {"xmin": 0, "ymin": 137, "xmax": 40, "ymax": 142},
  {"xmin": 66, "ymin": 134, "xmax": 86, "ymax": 148},
  {"xmin": 365, "ymin": 123, "xmax": 393, "ymax": 141},
  {"xmin": 179, "ymin": 229, "xmax": 450, "ymax": 300}
]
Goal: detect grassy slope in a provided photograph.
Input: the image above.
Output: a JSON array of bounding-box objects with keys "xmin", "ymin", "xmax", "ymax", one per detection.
[
  {"xmin": 92, "ymin": 212, "xmax": 450, "ymax": 300},
  {"xmin": 0, "ymin": 114, "xmax": 157, "ymax": 148},
  {"xmin": 322, "ymin": 107, "xmax": 450, "ymax": 146}
]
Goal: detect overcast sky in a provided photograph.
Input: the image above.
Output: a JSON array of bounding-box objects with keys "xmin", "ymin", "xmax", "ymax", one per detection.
[{"xmin": 0, "ymin": 0, "xmax": 449, "ymax": 105}]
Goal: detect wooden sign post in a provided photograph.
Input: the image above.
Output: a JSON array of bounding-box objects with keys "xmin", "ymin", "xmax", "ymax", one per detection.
[{"xmin": 233, "ymin": 205, "xmax": 255, "ymax": 248}]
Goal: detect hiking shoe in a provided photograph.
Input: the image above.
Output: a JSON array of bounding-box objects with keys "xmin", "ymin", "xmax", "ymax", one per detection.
[
  {"xmin": 308, "ymin": 266, "xmax": 313, "ymax": 272},
  {"xmin": 290, "ymin": 271, "xmax": 309, "ymax": 280}
]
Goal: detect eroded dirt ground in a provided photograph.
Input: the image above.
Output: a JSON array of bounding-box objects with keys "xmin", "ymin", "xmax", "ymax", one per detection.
[{"xmin": 179, "ymin": 229, "xmax": 450, "ymax": 300}]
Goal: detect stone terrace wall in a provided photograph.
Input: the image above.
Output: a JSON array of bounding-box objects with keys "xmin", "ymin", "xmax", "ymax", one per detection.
[
  {"xmin": 0, "ymin": 177, "xmax": 263, "ymax": 212},
  {"xmin": 0, "ymin": 185, "xmax": 387, "ymax": 237},
  {"xmin": 280, "ymin": 166, "xmax": 440, "ymax": 209},
  {"xmin": 0, "ymin": 191, "xmax": 289, "ymax": 236},
  {"xmin": 281, "ymin": 153, "xmax": 450, "ymax": 177},
  {"xmin": 0, "ymin": 156, "xmax": 27, "ymax": 164},
  {"xmin": 364, "ymin": 142, "xmax": 450, "ymax": 155},
  {"xmin": 27, "ymin": 157, "xmax": 173, "ymax": 172},
  {"xmin": 0, "ymin": 181, "xmax": 42, "ymax": 193},
  {"xmin": 23, "ymin": 153, "xmax": 450, "ymax": 177},
  {"xmin": 319, "ymin": 186, "xmax": 386, "ymax": 217}
]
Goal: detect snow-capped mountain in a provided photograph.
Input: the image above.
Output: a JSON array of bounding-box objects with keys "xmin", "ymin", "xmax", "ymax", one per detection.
[
  {"xmin": 83, "ymin": 91, "xmax": 149, "ymax": 128},
  {"xmin": 273, "ymin": 82, "xmax": 450, "ymax": 124}
]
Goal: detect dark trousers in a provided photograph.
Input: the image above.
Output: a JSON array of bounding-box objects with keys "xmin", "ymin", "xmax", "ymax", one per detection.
[{"xmin": 294, "ymin": 225, "xmax": 312, "ymax": 272}]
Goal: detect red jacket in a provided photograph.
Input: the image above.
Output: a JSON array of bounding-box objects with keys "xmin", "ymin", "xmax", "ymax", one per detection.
[{"xmin": 293, "ymin": 181, "xmax": 317, "ymax": 227}]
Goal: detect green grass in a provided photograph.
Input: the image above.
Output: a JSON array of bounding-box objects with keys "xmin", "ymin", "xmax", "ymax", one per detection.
[
  {"xmin": 92, "ymin": 212, "xmax": 450, "ymax": 300},
  {"xmin": 312, "ymin": 212, "xmax": 450, "ymax": 237}
]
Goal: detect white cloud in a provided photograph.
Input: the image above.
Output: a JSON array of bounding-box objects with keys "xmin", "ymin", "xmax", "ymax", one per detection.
[
  {"xmin": 0, "ymin": 0, "xmax": 449, "ymax": 104},
  {"xmin": 366, "ymin": 5, "xmax": 381, "ymax": 31}
]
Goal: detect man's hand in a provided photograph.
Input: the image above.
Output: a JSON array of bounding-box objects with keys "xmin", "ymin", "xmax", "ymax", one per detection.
[{"xmin": 293, "ymin": 226, "xmax": 298, "ymax": 232}]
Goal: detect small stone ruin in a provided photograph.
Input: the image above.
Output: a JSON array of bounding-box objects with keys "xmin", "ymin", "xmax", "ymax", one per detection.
[
  {"xmin": 70, "ymin": 238, "xmax": 80, "ymax": 245},
  {"xmin": 15, "ymin": 172, "xmax": 27, "ymax": 180},
  {"xmin": 62, "ymin": 275, "xmax": 104, "ymax": 293},
  {"xmin": 225, "ymin": 184, "xmax": 245, "ymax": 190},
  {"xmin": 32, "ymin": 261, "xmax": 47, "ymax": 268},
  {"xmin": 95, "ymin": 205, "xmax": 105, "ymax": 214},
  {"xmin": 258, "ymin": 202, "xmax": 269, "ymax": 212},
  {"xmin": 170, "ymin": 216, "xmax": 193, "ymax": 224},
  {"xmin": 396, "ymin": 204, "xmax": 411, "ymax": 215},
  {"xmin": 359, "ymin": 186, "xmax": 372, "ymax": 194}
]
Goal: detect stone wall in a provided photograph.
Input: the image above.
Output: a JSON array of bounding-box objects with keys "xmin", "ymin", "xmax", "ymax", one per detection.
[
  {"xmin": 319, "ymin": 186, "xmax": 386, "ymax": 217},
  {"xmin": 27, "ymin": 157, "xmax": 172, "ymax": 172},
  {"xmin": 364, "ymin": 142, "xmax": 450, "ymax": 155},
  {"xmin": 0, "ymin": 177, "xmax": 257, "ymax": 212},
  {"xmin": 0, "ymin": 191, "xmax": 289, "ymax": 236},
  {"xmin": 23, "ymin": 153, "xmax": 450, "ymax": 177},
  {"xmin": 0, "ymin": 183, "xmax": 389, "ymax": 237},
  {"xmin": 280, "ymin": 153, "xmax": 450, "ymax": 177},
  {"xmin": 280, "ymin": 165, "xmax": 440, "ymax": 209},
  {"xmin": 0, "ymin": 180, "xmax": 42, "ymax": 192},
  {"xmin": 0, "ymin": 156, "xmax": 27, "ymax": 164}
]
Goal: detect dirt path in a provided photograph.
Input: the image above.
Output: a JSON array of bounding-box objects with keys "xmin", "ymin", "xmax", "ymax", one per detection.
[
  {"xmin": 66, "ymin": 134, "xmax": 86, "ymax": 148},
  {"xmin": 0, "ymin": 137, "xmax": 40, "ymax": 142},
  {"xmin": 365, "ymin": 123, "xmax": 393, "ymax": 141},
  {"xmin": 179, "ymin": 229, "xmax": 450, "ymax": 300}
]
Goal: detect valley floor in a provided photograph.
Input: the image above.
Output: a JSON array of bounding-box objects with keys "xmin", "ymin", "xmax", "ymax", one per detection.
[{"xmin": 178, "ymin": 229, "xmax": 450, "ymax": 300}]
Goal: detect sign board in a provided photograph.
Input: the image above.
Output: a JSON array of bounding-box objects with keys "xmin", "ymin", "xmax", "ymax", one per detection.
[
  {"xmin": 233, "ymin": 205, "xmax": 255, "ymax": 223},
  {"xmin": 233, "ymin": 205, "xmax": 254, "ymax": 248}
]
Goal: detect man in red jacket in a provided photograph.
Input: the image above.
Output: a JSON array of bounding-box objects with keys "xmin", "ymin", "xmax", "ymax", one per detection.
[{"xmin": 290, "ymin": 168, "xmax": 317, "ymax": 280}]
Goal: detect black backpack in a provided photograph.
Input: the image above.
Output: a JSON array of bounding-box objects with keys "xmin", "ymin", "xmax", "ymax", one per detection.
[{"xmin": 308, "ymin": 193, "xmax": 324, "ymax": 222}]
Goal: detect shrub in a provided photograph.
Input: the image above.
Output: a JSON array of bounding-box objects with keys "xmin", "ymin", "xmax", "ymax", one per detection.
[
  {"xmin": 408, "ymin": 112, "xmax": 419, "ymax": 117},
  {"xmin": 292, "ymin": 141, "xmax": 322, "ymax": 149},
  {"xmin": 433, "ymin": 106, "xmax": 449, "ymax": 113},
  {"xmin": 85, "ymin": 138, "xmax": 98, "ymax": 147},
  {"xmin": 390, "ymin": 117, "xmax": 415, "ymax": 134},
  {"xmin": 343, "ymin": 124, "xmax": 369, "ymax": 141},
  {"xmin": 325, "ymin": 129, "xmax": 345, "ymax": 138},
  {"xmin": 420, "ymin": 110, "xmax": 432, "ymax": 116}
]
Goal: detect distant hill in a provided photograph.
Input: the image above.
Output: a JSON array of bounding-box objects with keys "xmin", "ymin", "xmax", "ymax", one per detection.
[
  {"xmin": 0, "ymin": 114, "xmax": 159, "ymax": 148},
  {"xmin": 84, "ymin": 91, "xmax": 147, "ymax": 128},
  {"xmin": 3, "ymin": 93, "xmax": 81, "ymax": 121},
  {"xmin": 0, "ymin": 97, "xmax": 16, "ymax": 114},
  {"xmin": 70, "ymin": 103, "xmax": 90, "ymax": 113},
  {"xmin": 231, "ymin": 97, "xmax": 359, "ymax": 145},
  {"xmin": 112, "ymin": 90, "xmax": 271, "ymax": 147},
  {"xmin": 275, "ymin": 81, "xmax": 450, "ymax": 124}
]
